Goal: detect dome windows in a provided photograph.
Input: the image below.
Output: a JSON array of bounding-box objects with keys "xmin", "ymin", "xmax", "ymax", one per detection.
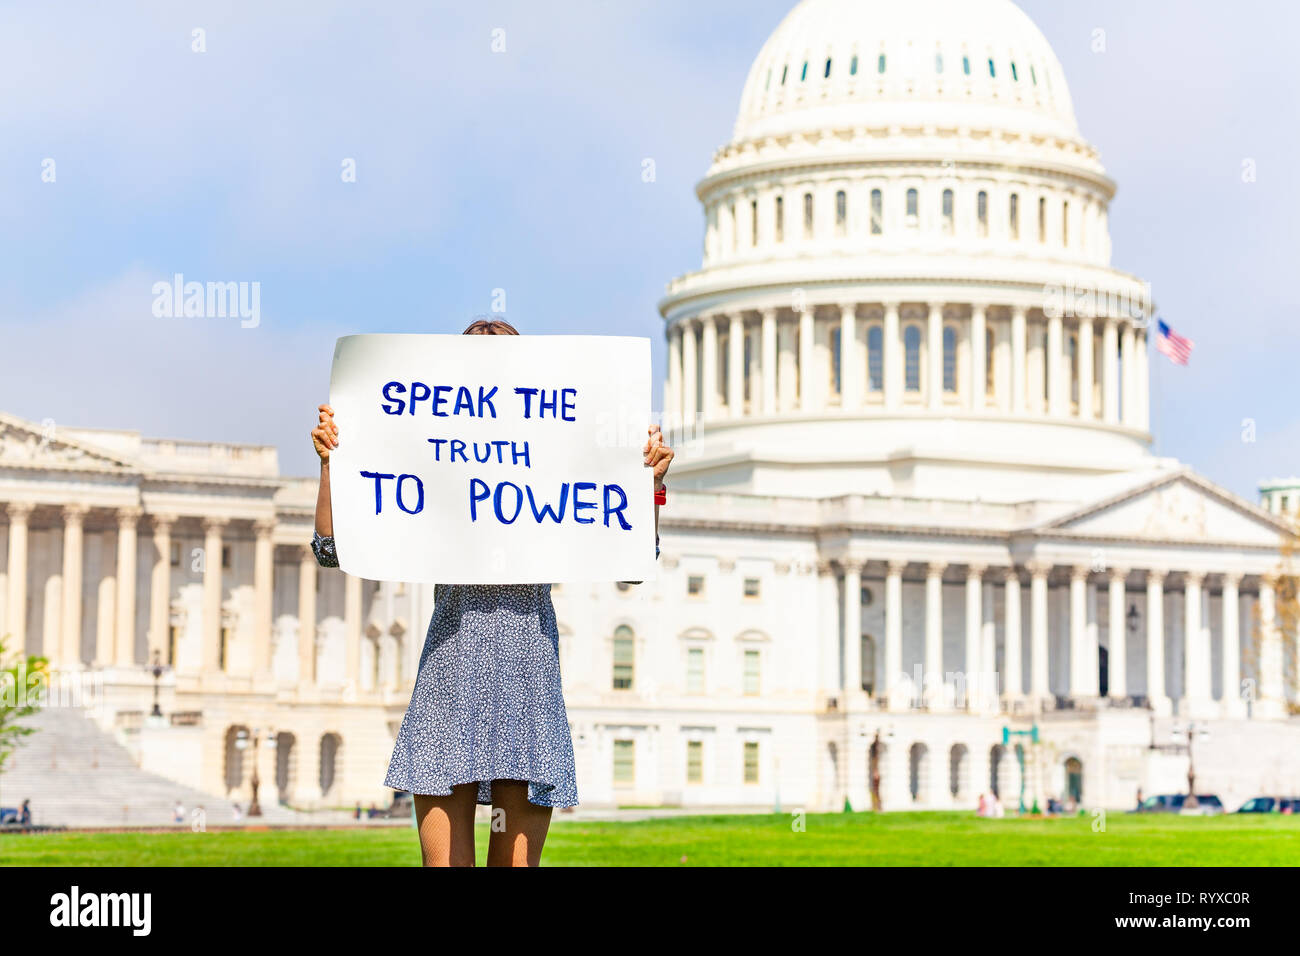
[
  {"xmin": 1062, "ymin": 200, "xmax": 1070, "ymax": 246},
  {"xmin": 751, "ymin": 200, "xmax": 759, "ymax": 247},
  {"xmin": 877, "ymin": 53, "xmax": 886, "ymax": 74},
  {"xmin": 825, "ymin": 57, "xmax": 833, "ymax": 79},
  {"xmin": 1009, "ymin": 193, "xmax": 1020, "ymax": 239},
  {"xmin": 775, "ymin": 195, "xmax": 784, "ymax": 242},
  {"xmin": 905, "ymin": 188, "xmax": 919, "ymax": 227},
  {"xmin": 962, "ymin": 55, "xmax": 971, "ymax": 76},
  {"xmin": 1010, "ymin": 61, "xmax": 1019, "ymax": 82},
  {"xmin": 942, "ymin": 326, "xmax": 958, "ymax": 393},
  {"xmin": 870, "ymin": 189, "xmax": 883, "ymax": 235},
  {"xmin": 867, "ymin": 326, "xmax": 883, "ymax": 392},
  {"xmin": 801, "ymin": 60, "xmax": 809, "ymax": 82},
  {"xmin": 904, "ymin": 326, "xmax": 922, "ymax": 392},
  {"xmin": 1037, "ymin": 196, "xmax": 1047, "ymax": 243},
  {"xmin": 802, "ymin": 192, "xmax": 814, "ymax": 238},
  {"xmin": 941, "ymin": 189, "xmax": 954, "ymax": 235},
  {"xmin": 1030, "ymin": 65, "xmax": 1037, "ymax": 86},
  {"xmin": 977, "ymin": 190, "xmax": 989, "ymax": 237},
  {"xmin": 935, "ymin": 53, "xmax": 944, "ymax": 74},
  {"xmin": 850, "ymin": 54, "xmax": 859, "ymax": 76},
  {"xmin": 835, "ymin": 190, "xmax": 847, "ymax": 236},
  {"xmin": 988, "ymin": 58, "xmax": 996, "ymax": 78},
  {"xmin": 781, "ymin": 64, "xmax": 788, "ymax": 85}
]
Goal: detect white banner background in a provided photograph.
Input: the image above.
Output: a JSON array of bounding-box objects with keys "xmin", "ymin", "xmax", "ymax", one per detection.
[{"xmin": 327, "ymin": 333, "xmax": 656, "ymax": 584}]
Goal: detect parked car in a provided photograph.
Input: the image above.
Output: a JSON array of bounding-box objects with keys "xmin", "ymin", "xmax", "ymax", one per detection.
[
  {"xmin": 1136, "ymin": 793, "xmax": 1224, "ymax": 815},
  {"xmin": 386, "ymin": 791, "xmax": 413, "ymax": 819},
  {"xmin": 1236, "ymin": 796, "xmax": 1300, "ymax": 814}
]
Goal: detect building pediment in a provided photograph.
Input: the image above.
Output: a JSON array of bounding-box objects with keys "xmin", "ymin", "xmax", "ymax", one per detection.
[
  {"xmin": 0, "ymin": 412, "xmax": 137, "ymax": 473},
  {"xmin": 1038, "ymin": 470, "xmax": 1291, "ymax": 547}
]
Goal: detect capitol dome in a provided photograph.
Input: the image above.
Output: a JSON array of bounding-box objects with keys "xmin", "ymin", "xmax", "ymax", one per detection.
[
  {"xmin": 732, "ymin": 0, "xmax": 1079, "ymax": 145},
  {"xmin": 660, "ymin": 0, "xmax": 1155, "ymax": 505}
]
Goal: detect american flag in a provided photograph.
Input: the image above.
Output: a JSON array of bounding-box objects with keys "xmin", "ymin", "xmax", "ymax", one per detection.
[{"xmin": 1155, "ymin": 319, "xmax": 1193, "ymax": 366}]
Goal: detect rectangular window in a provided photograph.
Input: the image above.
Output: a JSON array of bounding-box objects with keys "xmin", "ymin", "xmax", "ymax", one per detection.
[
  {"xmin": 870, "ymin": 188, "xmax": 883, "ymax": 234},
  {"xmin": 977, "ymin": 190, "xmax": 988, "ymax": 237},
  {"xmin": 829, "ymin": 326, "xmax": 842, "ymax": 397},
  {"xmin": 941, "ymin": 189, "xmax": 954, "ymax": 234},
  {"xmin": 803, "ymin": 192, "xmax": 814, "ymax": 238},
  {"xmin": 1062, "ymin": 200, "xmax": 1070, "ymax": 246},
  {"xmin": 835, "ymin": 190, "xmax": 847, "ymax": 236},
  {"xmin": 686, "ymin": 740, "xmax": 703, "ymax": 784},
  {"xmin": 743, "ymin": 577, "xmax": 761, "ymax": 599},
  {"xmin": 687, "ymin": 574, "xmax": 705, "ymax": 597},
  {"xmin": 775, "ymin": 196, "xmax": 784, "ymax": 242},
  {"xmin": 743, "ymin": 741, "xmax": 760, "ymax": 784},
  {"xmin": 1038, "ymin": 196, "xmax": 1047, "ymax": 243},
  {"xmin": 613, "ymin": 739, "xmax": 634, "ymax": 785},
  {"xmin": 1009, "ymin": 193, "xmax": 1020, "ymax": 239},
  {"xmin": 868, "ymin": 326, "xmax": 883, "ymax": 391},
  {"xmin": 743, "ymin": 650, "xmax": 761, "ymax": 696},
  {"xmin": 751, "ymin": 200, "xmax": 758, "ymax": 246},
  {"xmin": 686, "ymin": 647, "xmax": 704, "ymax": 694}
]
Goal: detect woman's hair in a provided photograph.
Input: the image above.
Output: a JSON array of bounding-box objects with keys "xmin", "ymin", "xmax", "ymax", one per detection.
[{"xmin": 462, "ymin": 317, "xmax": 519, "ymax": 336}]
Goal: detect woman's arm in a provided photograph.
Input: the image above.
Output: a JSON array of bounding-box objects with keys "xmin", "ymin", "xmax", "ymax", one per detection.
[
  {"xmin": 310, "ymin": 404, "xmax": 339, "ymax": 564},
  {"xmin": 644, "ymin": 423, "xmax": 674, "ymax": 541}
]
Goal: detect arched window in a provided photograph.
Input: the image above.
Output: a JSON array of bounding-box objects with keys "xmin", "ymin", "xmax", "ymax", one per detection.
[
  {"xmin": 612, "ymin": 625, "xmax": 634, "ymax": 690},
  {"xmin": 985, "ymin": 327, "xmax": 995, "ymax": 397},
  {"xmin": 829, "ymin": 326, "xmax": 842, "ymax": 397},
  {"xmin": 870, "ymin": 188, "xmax": 883, "ymax": 234},
  {"xmin": 835, "ymin": 189, "xmax": 847, "ymax": 236},
  {"xmin": 942, "ymin": 326, "xmax": 958, "ymax": 393},
  {"xmin": 1009, "ymin": 192, "xmax": 1020, "ymax": 239},
  {"xmin": 867, "ymin": 325, "xmax": 883, "ymax": 392},
  {"xmin": 803, "ymin": 192, "xmax": 814, "ymax": 238},
  {"xmin": 904, "ymin": 325, "xmax": 922, "ymax": 392},
  {"xmin": 850, "ymin": 54, "xmax": 859, "ymax": 76},
  {"xmin": 905, "ymin": 187, "xmax": 919, "ymax": 225},
  {"xmin": 941, "ymin": 189, "xmax": 954, "ymax": 234},
  {"xmin": 977, "ymin": 190, "xmax": 988, "ymax": 237},
  {"xmin": 949, "ymin": 744, "xmax": 969, "ymax": 798},
  {"xmin": 775, "ymin": 195, "xmax": 784, "ymax": 242},
  {"xmin": 1037, "ymin": 196, "xmax": 1047, "ymax": 243}
]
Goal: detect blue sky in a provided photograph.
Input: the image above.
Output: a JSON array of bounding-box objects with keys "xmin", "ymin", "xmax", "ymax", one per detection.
[{"xmin": 1, "ymin": 0, "xmax": 1295, "ymax": 495}]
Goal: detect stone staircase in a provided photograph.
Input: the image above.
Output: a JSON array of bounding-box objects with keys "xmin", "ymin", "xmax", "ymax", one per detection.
[{"xmin": 0, "ymin": 706, "xmax": 308, "ymax": 828}]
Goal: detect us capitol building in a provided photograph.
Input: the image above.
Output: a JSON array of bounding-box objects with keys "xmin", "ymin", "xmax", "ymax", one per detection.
[{"xmin": 4, "ymin": 0, "xmax": 1297, "ymax": 820}]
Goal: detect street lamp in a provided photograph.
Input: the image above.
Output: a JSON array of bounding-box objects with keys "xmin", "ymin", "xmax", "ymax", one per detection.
[
  {"xmin": 1171, "ymin": 722, "xmax": 1210, "ymax": 809},
  {"xmin": 244, "ymin": 727, "xmax": 277, "ymax": 818},
  {"xmin": 149, "ymin": 650, "xmax": 166, "ymax": 718}
]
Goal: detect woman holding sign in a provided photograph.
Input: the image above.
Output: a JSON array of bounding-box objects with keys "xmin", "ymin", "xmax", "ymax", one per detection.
[{"xmin": 309, "ymin": 317, "xmax": 674, "ymax": 866}]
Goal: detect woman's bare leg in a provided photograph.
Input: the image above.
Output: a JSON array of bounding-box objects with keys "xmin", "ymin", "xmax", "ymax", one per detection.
[
  {"xmin": 414, "ymin": 784, "xmax": 479, "ymax": 867},
  {"xmin": 485, "ymin": 780, "xmax": 553, "ymax": 867}
]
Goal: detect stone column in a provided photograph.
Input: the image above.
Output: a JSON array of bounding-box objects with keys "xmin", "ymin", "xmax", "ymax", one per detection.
[
  {"xmin": 797, "ymin": 308, "xmax": 815, "ymax": 412},
  {"xmin": 1256, "ymin": 576, "xmax": 1284, "ymax": 718},
  {"xmin": 1146, "ymin": 570, "xmax": 1170, "ymax": 715},
  {"xmin": 1220, "ymin": 573, "xmax": 1245, "ymax": 717},
  {"xmin": 883, "ymin": 303, "xmax": 902, "ymax": 411},
  {"xmin": 1077, "ymin": 317, "xmax": 1094, "ymax": 419},
  {"xmin": 839, "ymin": 303, "xmax": 857, "ymax": 410},
  {"xmin": 680, "ymin": 318, "xmax": 697, "ymax": 425},
  {"xmin": 1028, "ymin": 562, "xmax": 1050, "ymax": 702},
  {"xmin": 1069, "ymin": 566, "xmax": 1097, "ymax": 698},
  {"xmin": 666, "ymin": 323, "xmax": 681, "ymax": 426},
  {"xmin": 298, "ymin": 543, "xmax": 318, "ymax": 686},
  {"xmin": 1120, "ymin": 321, "xmax": 1136, "ymax": 427},
  {"xmin": 345, "ymin": 573, "xmax": 362, "ymax": 696},
  {"xmin": 927, "ymin": 303, "xmax": 944, "ymax": 411},
  {"xmin": 964, "ymin": 564, "xmax": 985, "ymax": 710},
  {"xmin": 114, "ymin": 507, "xmax": 142, "ymax": 667},
  {"xmin": 728, "ymin": 313, "xmax": 745, "ymax": 417},
  {"xmin": 1047, "ymin": 312, "xmax": 1065, "ymax": 416},
  {"xmin": 842, "ymin": 560, "xmax": 862, "ymax": 701},
  {"xmin": 201, "ymin": 517, "xmax": 227, "ymax": 674},
  {"xmin": 700, "ymin": 314, "xmax": 718, "ymax": 421},
  {"xmin": 924, "ymin": 562, "xmax": 946, "ymax": 709},
  {"xmin": 1010, "ymin": 306, "xmax": 1027, "ymax": 414},
  {"xmin": 1182, "ymin": 571, "xmax": 1213, "ymax": 716},
  {"xmin": 1134, "ymin": 327, "xmax": 1149, "ymax": 430},
  {"xmin": 1101, "ymin": 318, "xmax": 1119, "ymax": 423},
  {"xmin": 253, "ymin": 519, "xmax": 275, "ymax": 675},
  {"xmin": 1003, "ymin": 568, "xmax": 1022, "ymax": 698},
  {"xmin": 61, "ymin": 504, "xmax": 89, "ymax": 667},
  {"xmin": 761, "ymin": 308, "xmax": 778, "ymax": 415},
  {"xmin": 969, "ymin": 305, "xmax": 986, "ymax": 411},
  {"xmin": 884, "ymin": 559, "xmax": 905, "ymax": 711},
  {"xmin": 95, "ymin": 532, "xmax": 117, "ymax": 667},
  {"xmin": 1107, "ymin": 568, "xmax": 1128, "ymax": 700},
  {"xmin": 1027, "ymin": 320, "xmax": 1046, "ymax": 414},
  {"xmin": 5, "ymin": 503, "xmax": 33, "ymax": 656},
  {"xmin": 816, "ymin": 561, "xmax": 839, "ymax": 696},
  {"xmin": 148, "ymin": 515, "xmax": 175, "ymax": 666}
]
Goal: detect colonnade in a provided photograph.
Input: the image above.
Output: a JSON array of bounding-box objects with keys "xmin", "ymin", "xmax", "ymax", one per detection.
[{"xmin": 666, "ymin": 303, "xmax": 1149, "ymax": 429}]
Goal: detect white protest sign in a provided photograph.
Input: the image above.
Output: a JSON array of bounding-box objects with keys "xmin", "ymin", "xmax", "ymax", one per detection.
[{"xmin": 327, "ymin": 333, "xmax": 656, "ymax": 584}]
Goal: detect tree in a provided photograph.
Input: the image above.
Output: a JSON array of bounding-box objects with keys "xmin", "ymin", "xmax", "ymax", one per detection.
[
  {"xmin": 1246, "ymin": 515, "xmax": 1300, "ymax": 714},
  {"xmin": 0, "ymin": 635, "xmax": 47, "ymax": 778}
]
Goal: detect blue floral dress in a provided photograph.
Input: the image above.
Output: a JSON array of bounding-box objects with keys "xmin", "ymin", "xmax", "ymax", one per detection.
[{"xmin": 312, "ymin": 533, "xmax": 578, "ymax": 808}]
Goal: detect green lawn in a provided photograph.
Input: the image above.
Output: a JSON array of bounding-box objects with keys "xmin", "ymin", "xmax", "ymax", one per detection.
[{"xmin": 3, "ymin": 812, "xmax": 1297, "ymax": 866}]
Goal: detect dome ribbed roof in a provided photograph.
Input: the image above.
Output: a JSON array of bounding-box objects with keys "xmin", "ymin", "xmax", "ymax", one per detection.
[{"xmin": 733, "ymin": 0, "xmax": 1079, "ymax": 144}]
